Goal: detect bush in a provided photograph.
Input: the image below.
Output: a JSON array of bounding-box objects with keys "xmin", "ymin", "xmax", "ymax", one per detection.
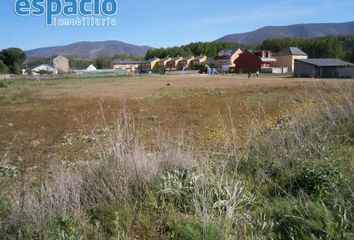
[
  {"xmin": 287, "ymin": 161, "xmax": 341, "ymax": 197},
  {"xmin": 158, "ymin": 169, "xmax": 198, "ymax": 212},
  {"xmin": 261, "ymin": 198, "xmax": 354, "ymax": 239},
  {"xmin": 0, "ymin": 196, "xmax": 16, "ymax": 239},
  {"xmin": 0, "ymin": 82, "xmax": 7, "ymax": 88},
  {"xmin": 167, "ymin": 220, "xmax": 218, "ymax": 240},
  {"xmin": 87, "ymin": 202, "xmax": 133, "ymax": 238}
]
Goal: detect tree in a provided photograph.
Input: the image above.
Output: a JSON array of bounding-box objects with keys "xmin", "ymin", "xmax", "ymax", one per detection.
[
  {"xmin": 145, "ymin": 41, "xmax": 240, "ymax": 59},
  {"xmin": 0, "ymin": 59, "xmax": 9, "ymax": 74},
  {"xmin": 346, "ymin": 47, "xmax": 354, "ymax": 63},
  {"xmin": 95, "ymin": 57, "xmax": 112, "ymax": 69},
  {"xmin": 0, "ymin": 48, "xmax": 26, "ymax": 74}
]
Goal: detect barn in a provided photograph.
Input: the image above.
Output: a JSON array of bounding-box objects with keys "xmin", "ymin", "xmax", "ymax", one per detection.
[{"xmin": 294, "ymin": 59, "xmax": 353, "ymax": 78}]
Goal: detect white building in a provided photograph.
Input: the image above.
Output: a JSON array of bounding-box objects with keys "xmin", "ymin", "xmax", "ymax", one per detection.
[
  {"xmin": 32, "ymin": 64, "xmax": 58, "ymax": 75},
  {"xmin": 86, "ymin": 64, "xmax": 97, "ymax": 71},
  {"xmin": 53, "ymin": 55, "xmax": 70, "ymax": 73}
]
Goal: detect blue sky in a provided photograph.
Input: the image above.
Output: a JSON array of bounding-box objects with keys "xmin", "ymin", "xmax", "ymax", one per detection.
[{"xmin": 1, "ymin": 0, "xmax": 354, "ymax": 50}]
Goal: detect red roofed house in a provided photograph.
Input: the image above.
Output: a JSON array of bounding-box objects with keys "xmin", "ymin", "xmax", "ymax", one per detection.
[{"xmin": 234, "ymin": 50, "xmax": 277, "ymax": 73}]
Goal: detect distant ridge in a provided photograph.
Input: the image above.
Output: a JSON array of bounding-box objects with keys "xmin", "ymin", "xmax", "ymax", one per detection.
[
  {"xmin": 216, "ymin": 21, "xmax": 354, "ymax": 45},
  {"xmin": 25, "ymin": 40, "xmax": 153, "ymax": 59}
]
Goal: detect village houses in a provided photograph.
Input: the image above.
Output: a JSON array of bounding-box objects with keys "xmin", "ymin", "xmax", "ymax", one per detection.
[
  {"xmin": 179, "ymin": 56, "xmax": 195, "ymax": 70},
  {"xmin": 213, "ymin": 48, "xmax": 243, "ymax": 73},
  {"xmin": 234, "ymin": 50, "xmax": 277, "ymax": 73},
  {"xmin": 167, "ymin": 56, "xmax": 184, "ymax": 71},
  {"xmin": 140, "ymin": 57, "xmax": 160, "ymax": 72},
  {"xmin": 273, "ymin": 47, "xmax": 308, "ymax": 72},
  {"xmin": 112, "ymin": 59, "xmax": 141, "ymax": 73},
  {"xmin": 193, "ymin": 55, "xmax": 208, "ymax": 66}
]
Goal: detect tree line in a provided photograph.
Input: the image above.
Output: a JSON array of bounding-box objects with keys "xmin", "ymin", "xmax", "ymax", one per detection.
[
  {"xmin": 0, "ymin": 48, "xmax": 26, "ymax": 74},
  {"xmin": 257, "ymin": 35, "xmax": 354, "ymax": 62},
  {"xmin": 145, "ymin": 42, "xmax": 241, "ymax": 60},
  {"xmin": 144, "ymin": 36, "xmax": 354, "ymax": 63}
]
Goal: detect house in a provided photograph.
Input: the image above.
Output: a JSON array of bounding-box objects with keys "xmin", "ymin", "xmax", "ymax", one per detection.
[
  {"xmin": 179, "ymin": 56, "xmax": 195, "ymax": 70},
  {"xmin": 157, "ymin": 57, "xmax": 172, "ymax": 71},
  {"xmin": 86, "ymin": 64, "xmax": 97, "ymax": 71},
  {"xmin": 213, "ymin": 48, "xmax": 243, "ymax": 73},
  {"xmin": 112, "ymin": 59, "xmax": 141, "ymax": 72},
  {"xmin": 53, "ymin": 55, "xmax": 70, "ymax": 73},
  {"xmin": 167, "ymin": 56, "xmax": 184, "ymax": 70},
  {"xmin": 193, "ymin": 55, "xmax": 207, "ymax": 66},
  {"xmin": 140, "ymin": 58, "xmax": 160, "ymax": 72},
  {"xmin": 32, "ymin": 64, "xmax": 58, "ymax": 75},
  {"xmin": 234, "ymin": 50, "xmax": 277, "ymax": 73},
  {"xmin": 274, "ymin": 47, "xmax": 308, "ymax": 72},
  {"xmin": 294, "ymin": 58, "xmax": 353, "ymax": 78}
]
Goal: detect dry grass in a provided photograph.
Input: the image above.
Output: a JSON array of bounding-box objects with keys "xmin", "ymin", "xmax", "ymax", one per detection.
[
  {"xmin": 0, "ymin": 75, "xmax": 353, "ymax": 239},
  {"xmin": 0, "ymin": 75, "xmax": 353, "ymax": 171}
]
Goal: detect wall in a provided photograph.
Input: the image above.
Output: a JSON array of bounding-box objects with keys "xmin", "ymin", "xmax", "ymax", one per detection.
[
  {"xmin": 113, "ymin": 64, "xmax": 139, "ymax": 72},
  {"xmin": 292, "ymin": 56, "xmax": 308, "ymax": 72},
  {"xmin": 234, "ymin": 51, "xmax": 262, "ymax": 73},
  {"xmin": 337, "ymin": 67, "xmax": 354, "ymax": 78},
  {"xmin": 294, "ymin": 61, "xmax": 350, "ymax": 78},
  {"xmin": 53, "ymin": 56, "xmax": 70, "ymax": 73},
  {"xmin": 275, "ymin": 55, "xmax": 308, "ymax": 72},
  {"xmin": 0, "ymin": 74, "xmax": 10, "ymax": 80},
  {"xmin": 294, "ymin": 61, "xmax": 317, "ymax": 77},
  {"xmin": 272, "ymin": 67, "xmax": 289, "ymax": 74},
  {"xmin": 213, "ymin": 49, "xmax": 243, "ymax": 70}
]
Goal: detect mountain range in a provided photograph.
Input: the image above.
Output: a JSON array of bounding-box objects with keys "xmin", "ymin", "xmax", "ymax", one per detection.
[
  {"xmin": 25, "ymin": 40, "xmax": 153, "ymax": 59},
  {"xmin": 216, "ymin": 21, "xmax": 354, "ymax": 44},
  {"xmin": 25, "ymin": 21, "xmax": 354, "ymax": 59}
]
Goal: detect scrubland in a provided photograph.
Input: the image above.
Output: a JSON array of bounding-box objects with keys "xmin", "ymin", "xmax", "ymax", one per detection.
[{"xmin": 0, "ymin": 75, "xmax": 353, "ymax": 239}]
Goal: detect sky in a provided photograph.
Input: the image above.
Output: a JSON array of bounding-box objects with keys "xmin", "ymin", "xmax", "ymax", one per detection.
[{"xmin": 1, "ymin": 0, "xmax": 354, "ymax": 50}]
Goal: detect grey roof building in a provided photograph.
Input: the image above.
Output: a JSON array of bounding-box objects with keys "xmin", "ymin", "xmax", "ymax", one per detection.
[
  {"xmin": 294, "ymin": 58, "xmax": 353, "ymax": 78},
  {"xmin": 296, "ymin": 59, "xmax": 351, "ymax": 67},
  {"xmin": 274, "ymin": 47, "xmax": 308, "ymax": 56}
]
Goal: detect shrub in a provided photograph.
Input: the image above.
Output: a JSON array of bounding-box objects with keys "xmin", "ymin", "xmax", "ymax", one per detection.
[
  {"xmin": 0, "ymin": 196, "xmax": 16, "ymax": 239},
  {"xmin": 287, "ymin": 161, "xmax": 341, "ymax": 197},
  {"xmin": 261, "ymin": 198, "xmax": 353, "ymax": 239},
  {"xmin": 87, "ymin": 202, "xmax": 133, "ymax": 238},
  {"xmin": 167, "ymin": 220, "xmax": 218, "ymax": 240},
  {"xmin": 0, "ymin": 82, "xmax": 7, "ymax": 88},
  {"xmin": 158, "ymin": 169, "xmax": 198, "ymax": 212}
]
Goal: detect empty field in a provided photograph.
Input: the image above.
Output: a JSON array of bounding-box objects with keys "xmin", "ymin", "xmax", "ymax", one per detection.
[
  {"xmin": 1, "ymin": 74, "xmax": 354, "ymax": 239},
  {"xmin": 1, "ymin": 74, "xmax": 353, "ymax": 167}
]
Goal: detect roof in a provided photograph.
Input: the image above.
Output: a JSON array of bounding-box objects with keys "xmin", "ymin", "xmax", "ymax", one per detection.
[
  {"xmin": 143, "ymin": 57, "xmax": 160, "ymax": 63},
  {"xmin": 86, "ymin": 64, "xmax": 96, "ymax": 68},
  {"xmin": 275, "ymin": 47, "xmax": 307, "ymax": 56},
  {"xmin": 195, "ymin": 55, "xmax": 207, "ymax": 61},
  {"xmin": 171, "ymin": 56, "xmax": 183, "ymax": 61},
  {"xmin": 160, "ymin": 57, "xmax": 172, "ymax": 62},
  {"xmin": 53, "ymin": 55, "xmax": 69, "ymax": 60},
  {"xmin": 243, "ymin": 50, "xmax": 276, "ymax": 62},
  {"xmin": 249, "ymin": 50, "xmax": 269, "ymax": 54},
  {"xmin": 112, "ymin": 59, "xmax": 142, "ymax": 64},
  {"xmin": 33, "ymin": 64, "xmax": 54, "ymax": 69},
  {"xmin": 296, "ymin": 58, "xmax": 352, "ymax": 67},
  {"xmin": 183, "ymin": 56, "xmax": 195, "ymax": 61},
  {"xmin": 214, "ymin": 48, "xmax": 240, "ymax": 59},
  {"xmin": 261, "ymin": 58, "xmax": 277, "ymax": 62}
]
